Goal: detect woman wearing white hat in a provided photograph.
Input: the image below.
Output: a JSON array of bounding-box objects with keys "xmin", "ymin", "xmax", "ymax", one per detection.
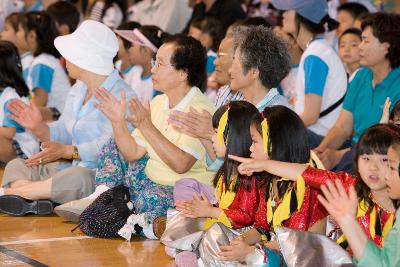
[
  {"xmin": 0, "ymin": 20, "xmax": 135, "ymax": 216},
  {"xmin": 68, "ymin": 34, "xmax": 217, "ymax": 240}
]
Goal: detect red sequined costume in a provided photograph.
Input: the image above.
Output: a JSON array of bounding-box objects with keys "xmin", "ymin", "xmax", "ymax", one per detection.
[
  {"xmin": 301, "ymin": 166, "xmax": 396, "ymax": 247},
  {"xmin": 254, "ymin": 180, "xmax": 328, "ymax": 232},
  {"xmin": 220, "ymin": 176, "xmax": 262, "ymax": 229}
]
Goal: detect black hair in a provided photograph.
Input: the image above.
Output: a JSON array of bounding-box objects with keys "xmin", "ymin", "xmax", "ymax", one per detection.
[
  {"xmin": 190, "ymin": 17, "xmax": 223, "ymax": 51},
  {"xmin": 116, "ymin": 21, "xmax": 141, "ymax": 50},
  {"xmin": 239, "ymin": 16, "xmax": 271, "ymax": 28},
  {"xmin": 47, "ymin": 1, "xmax": 80, "ymax": 34},
  {"xmin": 338, "ymin": 27, "xmax": 362, "ymax": 43},
  {"xmin": 253, "ymin": 105, "xmax": 310, "ymax": 199},
  {"xmin": 361, "ymin": 13, "xmax": 400, "ymax": 69},
  {"xmin": 390, "ymin": 100, "xmax": 400, "ymax": 122},
  {"xmin": 0, "ymin": 41, "xmax": 29, "ymax": 97},
  {"xmin": 297, "ymin": 13, "xmax": 339, "ymax": 34},
  {"xmin": 354, "ymin": 124, "xmax": 400, "ymax": 210},
  {"xmin": 234, "ymin": 26, "xmax": 291, "ymax": 90},
  {"xmin": 4, "ymin": 13, "xmax": 20, "ymax": 32},
  {"xmin": 20, "ymin": 11, "xmax": 60, "ymax": 58},
  {"xmin": 212, "ymin": 101, "xmax": 260, "ymax": 192},
  {"xmin": 138, "ymin": 25, "xmax": 170, "ymax": 53},
  {"xmin": 337, "ymin": 2, "xmax": 369, "ymax": 20},
  {"xmin": 163, "ymin": 34, "xmax": 207, "ymax": 91}
]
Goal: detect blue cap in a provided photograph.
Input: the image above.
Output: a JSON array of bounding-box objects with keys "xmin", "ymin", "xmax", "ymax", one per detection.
[{"xmin": 271, "ymin": 0, "xmax": 329, "ymax": 24}]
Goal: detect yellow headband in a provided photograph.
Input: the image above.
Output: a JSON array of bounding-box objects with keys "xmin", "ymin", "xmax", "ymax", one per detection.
[
  {"xmin": 261, "ymin": 116, "xmax": 269, "ymax": 155},
  {"xmin": 217, "ymin": 108, "xmax": 229, "ymax": 145}
]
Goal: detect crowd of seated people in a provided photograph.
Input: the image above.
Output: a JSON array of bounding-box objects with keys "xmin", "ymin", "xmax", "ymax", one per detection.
[{"xmin": 0, "ymin": 0, "xmax": 400, "ymax": 266}]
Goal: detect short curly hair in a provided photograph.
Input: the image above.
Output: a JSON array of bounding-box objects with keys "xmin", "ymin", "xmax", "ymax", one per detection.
[
  {"xmin": 164, "ymin": 34, "xmax": 207, "ymax": 90},
  {"xmin": 361, "ymin": 13, "xmax": 400, "ymax": 69},
  {"xmin": 234, "ymin": 26, "xmax": 291, "ymax": 89}
]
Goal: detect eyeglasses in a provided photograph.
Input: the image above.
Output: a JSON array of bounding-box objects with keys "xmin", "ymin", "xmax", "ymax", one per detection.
[
  {"xmin": 151, "ymin": 59, "xmax": 174, "ymax": 69},
  {"xmin": 216, "ymin": 52, "xmax": 230, "ymax": 58}
]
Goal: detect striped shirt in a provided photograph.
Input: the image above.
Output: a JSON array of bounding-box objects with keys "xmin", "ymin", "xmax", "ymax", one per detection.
[{"xmin": 214, "ymin": 85, "xmax": 244, "ymax": 108}]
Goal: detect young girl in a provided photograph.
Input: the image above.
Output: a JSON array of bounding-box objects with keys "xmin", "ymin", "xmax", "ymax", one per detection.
[
  {"xmin": 0, "ymin": 41, "xmax": 38, "ymax": 163},
  {"xmin": 231, "ymin": 123, "xmax": 399, "ymax": 251},
  {"xmin": 161, "ymin": 101, "xmax": 263, "ymax": 267},
  {"xmin": 338, "ymin": 28, "xmax": 362, "ymax": 82},
  {"xmin": 116, "ymin": 25, "xmax": 165, "ymax": 103},
  {"xmin": 1, "ymin": 13, "xmax": 33, "ymax": 81},
  {"xmin": 20, "ymin": 11, "xmax": 70, "ymax": 120},
  {"xmin": 188, "ymin": 17, "xmax": 222, "ymax": 75},
  {"xmin": 318, "ymin": 137, "xmax": 400, "ymax": 266},
  {"xmin": 215, "ymin": 105, "xmax": 327, "ymax": 266},
  {"xmin": 114, "ymin": 21, "xmax": 141, "ymax": 85}
]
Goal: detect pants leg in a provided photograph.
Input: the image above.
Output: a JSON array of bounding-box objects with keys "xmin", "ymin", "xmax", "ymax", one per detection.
[
  {"xmin": 51, "ymin": 166, "xmax": 95, "ymax": 204},
  {"xmin": 2, "ymin": 158, "xmax": 58, "ymax": 187}
]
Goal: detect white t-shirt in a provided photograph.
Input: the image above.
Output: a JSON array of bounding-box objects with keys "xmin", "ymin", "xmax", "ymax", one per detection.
[
  {"xmin": 294, "ymin": 38, "xmax": 347, "ymax": 136},
  {"xmin": 0, "ymin": 87, "xmax": 39, "ymax": 157},
  {"xmin": 129, "ymin": 65, "xmax": 156, "ymax": 104},
  {"xmin": 115, "ymin": 60, "xmax": 139, "ymax": 87},
  {"xmin": 27, "ymin": 53, "xmax": 71, "ymax": 113},
  {"xmin": 21, "ymin": 52, "xmax": 33, "ymax": 82}
]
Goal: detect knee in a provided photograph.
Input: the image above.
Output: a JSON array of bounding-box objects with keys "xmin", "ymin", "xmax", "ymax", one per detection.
[
  {"xmin": 62, "ymin": 167, "xmax": 95, "ymax": 195},
  {"xmin": 4, "ymin": 158, "xmax": 26, "ymax": 174}
]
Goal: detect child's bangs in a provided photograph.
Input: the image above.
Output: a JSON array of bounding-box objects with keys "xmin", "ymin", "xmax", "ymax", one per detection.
[{"xmin": 357, "ymin": 125, "xmax": 400, "ymax": 156}]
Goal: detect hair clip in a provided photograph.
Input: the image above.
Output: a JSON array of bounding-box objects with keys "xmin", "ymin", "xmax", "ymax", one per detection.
[
  {"xmin": 217, "ymin": 105, "xmax": 230, "ymax": 145},
  {"xmin": 260, "ymin": 112, "xmax": 270, "ymax": 155}
]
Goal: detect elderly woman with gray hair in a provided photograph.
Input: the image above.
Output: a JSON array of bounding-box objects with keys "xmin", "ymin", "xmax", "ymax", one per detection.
[{"xmin": 168, "ymin": 25, "xmax": 292, "ymax": 182}]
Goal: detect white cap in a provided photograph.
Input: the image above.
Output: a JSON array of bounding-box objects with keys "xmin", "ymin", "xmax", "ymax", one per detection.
[{"xmin": 54, "ymin": 20, "xmax": 118, "ymax": 75}]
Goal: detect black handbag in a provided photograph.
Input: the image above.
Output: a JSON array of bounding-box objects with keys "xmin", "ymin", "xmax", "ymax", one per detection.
[{"xmin": 74, "ymin": 185, "xmax": 134, "ymax": 238}]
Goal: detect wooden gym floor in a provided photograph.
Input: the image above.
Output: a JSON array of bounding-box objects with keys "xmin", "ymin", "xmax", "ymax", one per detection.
[{"xmin": 0, "ymin": 168, "xmax": 174, "ymax": 267}]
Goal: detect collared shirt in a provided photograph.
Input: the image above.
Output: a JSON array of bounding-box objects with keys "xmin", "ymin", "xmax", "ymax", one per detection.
[
  {"xmin": 132, "ymin": 87, "xmax": 216, "ymax": 186},
  {"xmin": 256, "ymin": 88, "xmax": 290, "ymax": 111},
  {"xmin": 343, "ymin": 67, "xmax": 400, "ymax": 142},
  {"xmin": 49, "ymin": 70, "xmax": 136, "ymax": 170}
]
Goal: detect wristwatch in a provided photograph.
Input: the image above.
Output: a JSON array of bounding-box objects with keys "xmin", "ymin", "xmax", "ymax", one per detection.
[{"xmin": 72, "ymin": 146, "xmax": 80, "ymax": 160}]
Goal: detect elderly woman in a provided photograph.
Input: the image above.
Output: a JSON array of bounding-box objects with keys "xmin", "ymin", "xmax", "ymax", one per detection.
[
  {"xmin": 167, "ymin": 26, "xmax": 291, "ymax": 173},
  {"xmin": 314, "ymin": 12, "xmax": 400, "ymax": 171},
  {"xmin": 0, "ymin": 20, "xmax": 135, "ymax": 216},
  {"xmin": 57, "ymin": 34, "xmax": 216, "ymax": 239}
]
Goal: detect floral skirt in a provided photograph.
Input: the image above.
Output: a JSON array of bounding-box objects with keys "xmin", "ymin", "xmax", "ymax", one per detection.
[{"xmin": 95, "ymin": 138, "xmax": 174, "ymax": 224}]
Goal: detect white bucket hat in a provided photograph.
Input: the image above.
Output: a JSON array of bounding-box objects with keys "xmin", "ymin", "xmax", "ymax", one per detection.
[{"xmin": 54, "ymin": 20, "xmax": 118, "ymax": 76}]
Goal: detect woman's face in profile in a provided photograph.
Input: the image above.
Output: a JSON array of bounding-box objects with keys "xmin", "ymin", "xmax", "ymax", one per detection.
[
  {"xmin": 151, "ymin": 43, "xmax": 182, "ymax": 93},
  {"xmin": 359, "ymin": 26, "xmax": 390, "ymax": 68}
]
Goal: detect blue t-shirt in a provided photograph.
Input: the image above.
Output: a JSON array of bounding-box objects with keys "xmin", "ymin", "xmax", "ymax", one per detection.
[{"xmin": 343, "ymin": 67, "xmax": 400, "ymax": 142}]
